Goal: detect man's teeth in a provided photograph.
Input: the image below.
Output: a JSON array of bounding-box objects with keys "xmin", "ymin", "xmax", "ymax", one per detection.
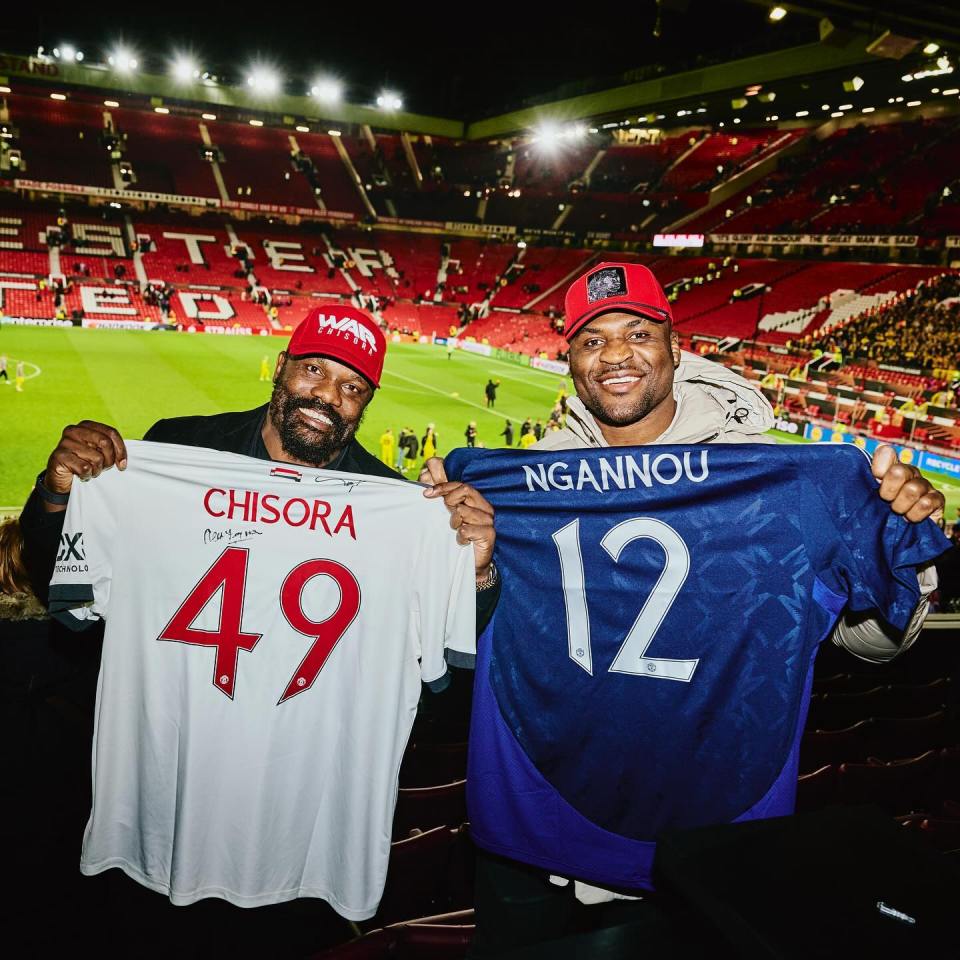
[
  {"xmin": 603, "ymin": 376, "xmax": 640, "ymax": 384},
  {"xmin": 300, "ymin": 408, "xmax": 333, "ymax": 426}
]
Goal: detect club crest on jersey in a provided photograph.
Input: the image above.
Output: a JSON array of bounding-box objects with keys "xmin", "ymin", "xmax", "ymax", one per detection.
[
  {"xmin": 587, "ymin": 267, "xmax": 627, "ymax": 303},
  {"xmin": 316, "ymin": 313, "xmax": 379, "ymax": 354},
  {"xmin": 270, "ymin": 467, "xmax": 302, "ymax": 482}
]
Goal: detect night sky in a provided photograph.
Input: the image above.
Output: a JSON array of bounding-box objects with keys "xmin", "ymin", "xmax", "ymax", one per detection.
[{"xmin": 3, "ymin": 2, "xmax": 816, "ymax": 118}]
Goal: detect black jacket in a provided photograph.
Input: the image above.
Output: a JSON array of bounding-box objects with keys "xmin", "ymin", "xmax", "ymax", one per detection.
[{"xmin": 21, "ymin": 404, "xmax": 499, "ymax": 630}]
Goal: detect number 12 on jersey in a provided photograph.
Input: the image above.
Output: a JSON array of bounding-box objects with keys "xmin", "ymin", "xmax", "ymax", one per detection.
[
  {"xmin": 158, "ymin": 546, "xmax": 360, "ymax": 704},
  {"xmin": 551, "ymin": 517, "xmax": 698, "ymax": 682}
]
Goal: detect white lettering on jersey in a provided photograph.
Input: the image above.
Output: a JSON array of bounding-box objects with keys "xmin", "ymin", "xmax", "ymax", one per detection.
[{"xmin": 523, "ymin": 451, "xmax": 710, "ymax": 493}]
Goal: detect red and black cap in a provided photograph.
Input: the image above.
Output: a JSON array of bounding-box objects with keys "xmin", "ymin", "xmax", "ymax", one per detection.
[
  {"xmin": 564, "ymin": 262, "xmax": 672, "ymax": 341},
  {"xmin": 287, "ymin": 305, "xmax": 386, "ymax": 387}
]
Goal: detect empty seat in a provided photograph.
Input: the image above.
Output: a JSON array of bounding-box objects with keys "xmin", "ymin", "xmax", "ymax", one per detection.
[
  {"xmin": 838, "ymin": 750, "xmax": 940, "ymax": 815},
  {"xmin": 795, "ymin": 763, "xmax": 837, "ymax": 813},
  {"xmin": 398, "ymin": 742, "xmax": 468, "ymax": 788},
  {"xmin": 393, "ymin": 780, "xmax": 467, "ymax": 840}
]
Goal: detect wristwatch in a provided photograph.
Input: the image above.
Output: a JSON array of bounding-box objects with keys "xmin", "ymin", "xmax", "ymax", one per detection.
[
  {"xmin": 34, "ymin": 470, "xmax": 71, "ymax": 506},
  {"xmin": 476, "ymin": 561, "xmax": 499, "ymax": 592}
]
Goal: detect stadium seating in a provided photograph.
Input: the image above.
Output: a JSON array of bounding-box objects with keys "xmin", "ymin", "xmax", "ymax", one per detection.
[
  {"xmin": 111, "ymin": 108, "xmax": 220, "ymax": 198},
  {"xmin": 8, "ymin": 92, "xmax": 113, "ymax": 188}
]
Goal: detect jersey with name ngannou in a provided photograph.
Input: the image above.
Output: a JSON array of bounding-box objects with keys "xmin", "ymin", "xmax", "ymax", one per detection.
[
  {"xmin": 446, "ymin": 443, "xmax": 947, "ymax": 890},
  {"xmin": 49, "ymin": 440, "xmax": 475, "ymax": 919}
]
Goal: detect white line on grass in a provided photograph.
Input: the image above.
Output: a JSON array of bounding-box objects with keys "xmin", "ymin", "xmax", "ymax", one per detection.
[
  {"xmin": 382, "ymin": 369, "xmax": 532, "ymax": 423},
  {"xmin": 445, "ymin": 346, "xmax": 565, "ymax": 382}
]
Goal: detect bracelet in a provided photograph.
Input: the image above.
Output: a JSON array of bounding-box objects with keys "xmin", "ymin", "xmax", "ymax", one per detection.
[
  {"xmin": 476, "ymin": 561, "xmax": 499, "ymax": 592},
  {"xmin": 34, "ymin": 470, "xmax": 70, "ymax": 505}
]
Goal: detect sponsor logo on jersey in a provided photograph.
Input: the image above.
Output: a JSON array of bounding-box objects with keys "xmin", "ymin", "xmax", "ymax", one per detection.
[
  {"xmin": 522, "ymin": 451, "xmax": 710, "ymax": 493},
  {"xmin": 316, "ymin": 313, "xmax": 379, "ymax": 354},
  {"xmin": 270, "ymin": 467, "xmax": 303, "ymax": 482},
  {"xmin": 57, "ymin": 531, "xmax": 85, "ymax": 561},
  {"xmin": 203, "ymin": 488, "xmax": 356, "ymax": 538}
]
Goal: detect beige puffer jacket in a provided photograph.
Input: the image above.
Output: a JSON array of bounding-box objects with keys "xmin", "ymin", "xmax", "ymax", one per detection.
[{"xmin": 533, "ymin": 350, "xmax": 934, "ymax": 663}]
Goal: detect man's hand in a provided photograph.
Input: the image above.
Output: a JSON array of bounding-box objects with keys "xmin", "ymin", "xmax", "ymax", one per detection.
[
  {"xmin": 42, "ymin": 420, "xmax": 128, "ymax": 512},
  {"xmin": 420, "ymin": 456, "xmax": 496, "ymax": 580},
  {"xmin": 872, "ymin": 444, "xmax": 944, "ymax": 523}
]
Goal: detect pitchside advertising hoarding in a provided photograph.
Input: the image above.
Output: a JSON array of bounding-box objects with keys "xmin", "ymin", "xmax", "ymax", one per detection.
[{"xmin": 803, "ymin": 424, "xmax": 960, "ymax": 481}]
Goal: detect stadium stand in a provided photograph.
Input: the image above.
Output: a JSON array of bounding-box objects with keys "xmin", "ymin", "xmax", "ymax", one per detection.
[
  {"xmin": 7, "ymin": 92, "xmax": 114, "ymax": 188},
  {"xmin": 111, "ymin": 108, "xmax": 220, "ymax": 198}
]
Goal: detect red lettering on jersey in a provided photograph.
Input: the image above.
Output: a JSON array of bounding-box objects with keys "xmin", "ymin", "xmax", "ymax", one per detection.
[
  {"xmin": 201, "ymin": 488, "xmax": 354, "ymax": 536},
  {"xmin": 157, "ymin": 547, "xmax": 263, "ymax": 699},
  {"xmin": 278, "ymin": 558, "xmax": 360, "ymax": 703},
  {"xmin": 283, "ymin": 498, "xmax": 309, "ymax": 526},
  {"xmin": 204, "ymin": 488, "xmax": 227, "ymax": 517},
  {"xmin": 310, "ymin": 499, "xmax": 332, "ymax": 534},
  {"xmin": 228, "ymin": 488, "xmax": 255, "ymax": 521},
  {"xmin": 333, "ymin": 505, "xmax": 356, "ymax": 540},
  {"xmin": 261, "ymin": 494, "xmax": 281, "ymax": 523}
]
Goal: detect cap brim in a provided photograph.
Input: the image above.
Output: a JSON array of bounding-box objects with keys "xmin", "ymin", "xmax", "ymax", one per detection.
[
  {"xmin": 287, "ymin": 350, "xmax": 380, "ymax": 388},
  {"xmin": 565, "ymin": 302, "xmax": 671, "ymax": 341}
]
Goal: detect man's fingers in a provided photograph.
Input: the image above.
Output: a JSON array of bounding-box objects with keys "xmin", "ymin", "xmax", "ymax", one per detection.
[
  {"xmin": 871, "ymin": 443, "xmax": 898, "ymax": 480},
  {"xmin": 426, "ymin": 481, "xmax": 494, "ymax": 514},
  {"xmin": 419, "ymin": 456, "xmax": 448, "ymax": 488},
  {"xmin": 905, "ymin": 492, "xmax": 945, "ymax": 523},
  {"xmin": 50, "ymin": 450, "xmax": 101, "ymax": 483},
  {"xmin": 65, "ymin": 422, "xmax": 128, "ymax": 469},
  {"xmin": 58, "ymin": 437, "xmax": 109, "ymax": 475},
  {"xmin": 449, "ymin": 504, "xmax": 494, "ymax": 529},
  {"xmin": 877, "ymin": 462, "xmax": 921, "ymax": 502}
]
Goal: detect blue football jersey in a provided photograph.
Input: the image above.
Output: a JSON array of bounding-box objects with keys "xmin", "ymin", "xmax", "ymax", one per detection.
[{"xmin": 446, "ymin": 443, "xmax": 948, "ymax": 889}]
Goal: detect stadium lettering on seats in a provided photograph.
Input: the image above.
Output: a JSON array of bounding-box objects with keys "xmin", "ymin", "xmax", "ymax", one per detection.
[
  {"xmin": 202, "ymin": 488, "xmax": 357, "ymax": 538},
  {"xmin": 522, "ymin": 452, "xmax": 710, "ymax": 493}
]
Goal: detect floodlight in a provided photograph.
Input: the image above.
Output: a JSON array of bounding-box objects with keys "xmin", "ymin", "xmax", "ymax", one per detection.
[
  {"xmin": 533, "ymin": 121, "xmax": 562, "ymax": 147},
  {"xmin": 843, "ymin": 76, "xmax": 864, "ymax": 92},
  {"xmin": 202, "ymin": 113, "xmax": 217, "ymax": 121},
  {"xmin": 108, "ymin": 48, "xmax": 138, "ymax": 73},
  {"xmin": 769, "ymin": 7, "xmax": 787, "ymax": 22},
  {"xmin": 104, "ymin": 100, "xmax": 119, "ymax": 107},
  {"xmin": 50, "ymin": 93, "xmax": 66, "ymax": 101},
  {"xmin": 171, "ymin": 55, "xmax": 200, "ymax": 83},
  {"xmin": 375, "ymin": 91, "xmax": 403, "ymax": 110},
  {"xmin": 924, "ymin": 42, "xmax": 940, "ymax": 55},
  {"xmin": 310, "ymin": 79, "xmax": 343, "ymax": 102},
  {"xmin": 247, "ymin": 67, "xmax": 281, "ymax": 96},
  {"xmin": 295, "ymin": 125, "xmax": 309, "ymax": 133},
  {"xmin": 906, "ymin": 100, "xmax": 922, "ymax": 107},
  {"xmin": 795, "ymin": 110, "xmax": 809, "ymax": 117}
]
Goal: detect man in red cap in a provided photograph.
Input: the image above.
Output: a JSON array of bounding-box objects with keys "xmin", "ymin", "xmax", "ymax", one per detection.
[
  {"xmin": 18, "ymin": 301, "xmax": 497, "ymax": 947},
  {"xmin": 22, "ymin": 304, "xmax": 496, "ymax": 600},
  {"xmin": 442, "ymin": 262, "xmax": 945, "ymax": 954}
]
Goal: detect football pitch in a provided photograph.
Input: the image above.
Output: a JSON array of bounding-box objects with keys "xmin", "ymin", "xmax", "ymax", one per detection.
[{"xmin": 2, "ymin": 326, "xmax": 958, "ymax": 519}]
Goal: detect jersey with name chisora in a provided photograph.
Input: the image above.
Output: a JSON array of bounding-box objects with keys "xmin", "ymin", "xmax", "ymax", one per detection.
[
  {"xmin": 48, "ymin": 440, "xmax": 475, "ymax": 919},
  {"xmin": 446, "ymin": 443, "xmax": 947, "ymax": 890}
]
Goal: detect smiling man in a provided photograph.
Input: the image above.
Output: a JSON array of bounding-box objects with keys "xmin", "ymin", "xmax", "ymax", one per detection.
[
  {"xmin": 445, "ymin": 262, "xmax": 946, "ymax": 956},
  {"xmin": 22, "ymin": 303, "xmax": 496, "ymax": 607}
]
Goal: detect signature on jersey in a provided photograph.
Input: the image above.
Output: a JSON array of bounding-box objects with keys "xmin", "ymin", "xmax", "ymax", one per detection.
[{"xmin": 203, "ymin": 528, "xmax": 264, "ymax": 546}]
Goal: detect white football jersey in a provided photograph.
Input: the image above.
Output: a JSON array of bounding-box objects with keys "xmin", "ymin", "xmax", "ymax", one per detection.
[{"xmin": 48, "ymin": 440, "xmax": 476, "ymax": 919}]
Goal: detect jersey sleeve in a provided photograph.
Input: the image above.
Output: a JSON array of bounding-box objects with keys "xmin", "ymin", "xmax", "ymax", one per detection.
[
  {"xmin": 809, "ymin": 450, "xmax": 950, "ymax": 632},
  {"xmin": 47, "ymin": 475, "xmax": 117, "ymax": 631},
  {"xmin": 416, "ymin": 530, "xmax": 476, "ymax": 692}
]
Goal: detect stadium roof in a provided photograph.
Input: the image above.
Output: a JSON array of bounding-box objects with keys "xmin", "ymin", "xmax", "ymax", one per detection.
[{"xmin": 4, "ymin": 1, "xmax": 960, "ymax": 135}]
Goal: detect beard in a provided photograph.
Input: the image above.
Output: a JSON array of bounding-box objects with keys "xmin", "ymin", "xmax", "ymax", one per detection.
[
  {"xmin": 268, "ymin": 378, "xmax": 364, "ymax": 466},
  {"xmin": 578, "ymin": 371, "xmax": 670, "ymax": 428}
]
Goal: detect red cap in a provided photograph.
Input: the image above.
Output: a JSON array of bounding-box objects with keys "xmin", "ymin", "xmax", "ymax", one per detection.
[
  {"xmin": 287, "ymin": 305, "xmax": 386, "ymax": 387},
  {"xmin": 564, "ymin": 262, "xmax": 672, "ymax": 341}
]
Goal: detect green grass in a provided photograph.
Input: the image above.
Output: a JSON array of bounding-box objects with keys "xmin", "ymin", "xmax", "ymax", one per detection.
[
  {"xmin": 3, "ymin": 326, "xmax": 959, "ymax": 520},
  {"xmin": 0, "ymin": 327, "xmax": 567, "ymax": 508}
]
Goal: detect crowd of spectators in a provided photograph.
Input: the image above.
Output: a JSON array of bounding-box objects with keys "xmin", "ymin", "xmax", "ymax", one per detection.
[{"xmin": 808, "ymin": 274, "xmax": 960, "ymax": 374}]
